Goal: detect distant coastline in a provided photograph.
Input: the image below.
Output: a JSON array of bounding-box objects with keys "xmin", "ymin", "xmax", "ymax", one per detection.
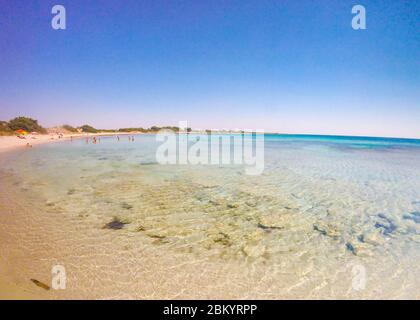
[
  {"xmin": 2, "ymin": 131, "xmax": 420, "ymax": 157},
  {"xmin": 1, "ymin": 116, "xmax": 419, "ymax": 155}
]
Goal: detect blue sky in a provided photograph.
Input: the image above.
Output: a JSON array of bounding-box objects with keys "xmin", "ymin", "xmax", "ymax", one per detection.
[{"xmin": 0, "ymin": 0, "xmax": 419, "ymax": 138}]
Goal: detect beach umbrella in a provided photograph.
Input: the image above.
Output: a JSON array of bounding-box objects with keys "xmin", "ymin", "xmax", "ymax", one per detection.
[{"xmin": 16, "ymin": 129, "xmax": 28, "ymax": 135}]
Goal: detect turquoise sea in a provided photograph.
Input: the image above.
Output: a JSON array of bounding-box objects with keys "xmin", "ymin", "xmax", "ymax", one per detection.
[{"xmin": 0, "ymin": 133, "xmax": 419, "ymax": 298}]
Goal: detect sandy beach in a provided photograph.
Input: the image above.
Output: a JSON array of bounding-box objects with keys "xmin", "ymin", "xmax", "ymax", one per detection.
[
  {"xmin": 0, "ymin": 132, "xmax": 139, "ymax": 299},
  {"xmin": 0, "ymin": 132, "xmax": 134, "ymax": 154},
  {"xmin": 0, "ymin": 137, "xmax": 58, "ymax": 299}
]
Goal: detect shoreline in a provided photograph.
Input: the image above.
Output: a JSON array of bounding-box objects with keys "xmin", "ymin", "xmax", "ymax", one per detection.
[
  {"xmin": 2, "ymin": 131, "xmax": 418, "ymax": 156},
  {"xmin": 0, "ymin": 132, "xmax": 136, "ymax": 155}
]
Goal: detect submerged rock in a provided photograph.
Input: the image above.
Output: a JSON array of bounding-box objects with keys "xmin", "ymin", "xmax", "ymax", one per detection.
[
  {"xmin": 257, "ymin": 223, "xmax": 283, "ymax": 232},
  {"xmin": 147, "ymin": 234, "xmax": 170, "ymax": 245},
  {"xmin": 30, "ymin": 279, "xmax": 50, "ymax": 290},
  {"xmin": 213, "ymin": 232, "xmax": 232, "ymax": 246},
  {"xmin": 403, "ymin": 211, "xmax": 420, "ymax": 224},
  {"xmin": 313, "ymin": 222, "xmax": 340, "ymax": 239},
  {"xmin": 103, "ymin": 217, "xmax": 129, "ymax": 230},
  {"xmin": 345, "ymin": 242, "xmax": 356, "ymax": 255},
  {"xmin": 346, "ymin": 239, "xmax": 373, "ymax": 257},
  {"xmin": 259, "ymin": 212, "xmax": 292, "ymax": 229},
  {"xmin": 148, "ymin": 234, "xmax": 166, "ymax": 239},
  {"xmin": 374, "ymin": 213, "xmax": 397, "ymax": 235}
]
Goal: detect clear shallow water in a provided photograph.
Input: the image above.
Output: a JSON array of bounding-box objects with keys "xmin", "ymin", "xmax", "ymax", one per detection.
[{"xmin": 0, "ymin": 134, "xmax": 419, "ymax": 299}]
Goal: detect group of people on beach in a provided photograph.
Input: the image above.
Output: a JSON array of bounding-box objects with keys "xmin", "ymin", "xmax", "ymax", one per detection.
[
  {"xmin": 85, "ymin": 136, "xmax": 101, "ymax": 144},
  {"xmin": 82, "ymin": 135, "xmax": 136, "ymax": 144},
  {"xmin": 22, "ymin": 134, "xmax": 137, "ymax": 148},
  {"xmin": 115, "ymin": 135, "xmax": 135, "ymax": 142}
]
